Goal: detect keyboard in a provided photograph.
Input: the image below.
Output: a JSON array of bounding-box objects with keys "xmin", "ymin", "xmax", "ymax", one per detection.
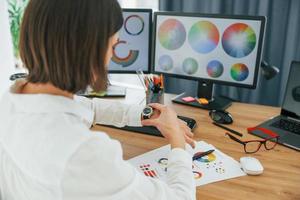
[
  {"xmin": 103, "ymin": 116, "xmax": 197, "ymax": 137},
  {"xmin": 271, "ymin": 118, "xmax": 300, "ymax": 135}
]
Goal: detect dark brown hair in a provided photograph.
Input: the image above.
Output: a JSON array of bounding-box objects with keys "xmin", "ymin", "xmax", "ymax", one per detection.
[{"xmin": 19, "ymin": 0, "xmax": 123, "ymax": 92}]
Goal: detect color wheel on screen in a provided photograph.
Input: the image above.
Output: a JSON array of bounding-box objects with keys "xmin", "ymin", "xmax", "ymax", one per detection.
[
  {"xmin": 222, "ymin": 23, "xmax": 256, "ymax": 58},
  {"xmin": 231, "ymin": 63, "xmax": 249, "ymax": 81},
  {"xmin": 111, "ymin": 40, "xmax": 139, "ymax": 67},
  {"xmin": 182, "ymin": 58, "xmax": 199, "ymax": 75},
  {"xmin": 207, "ymin": 60, "xmax": 224, "ymax": 78},
  {"xmin": 158, "ymin": 55, "xmax": 174, "ymax": 71},
  {"xmin": 188, "ymin": 21, "xmax": 219, "ymax": 54},
  {"xmin": 158, "ymin": 19, "xmax": 186, "ymax": 50},
  {"xmin": 124, "ymin": 15, "xmax": 145, "ymax": 36}
]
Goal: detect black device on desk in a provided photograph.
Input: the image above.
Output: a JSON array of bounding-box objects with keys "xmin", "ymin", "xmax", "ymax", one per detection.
[
  {"xmin": 248, "ymin": 61, "xmax": 300, "ymax": 151},
  {"xmin": 152, "ymin": 12, "xmax": 266, "ymax": 110},
  {"xmin": 102, "ymin": 115, "xmax": 197, "ymax": 137}
]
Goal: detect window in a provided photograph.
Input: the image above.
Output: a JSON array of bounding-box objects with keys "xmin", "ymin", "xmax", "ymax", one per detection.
[{"xmin": 118, "ymin": 0, "xmax": 158, "ymax": 11}]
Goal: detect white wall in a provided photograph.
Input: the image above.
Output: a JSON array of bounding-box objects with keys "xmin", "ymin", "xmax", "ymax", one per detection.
[{"xmin": 0, "ymin": 0, "xmax": 15, "ymax": 95}]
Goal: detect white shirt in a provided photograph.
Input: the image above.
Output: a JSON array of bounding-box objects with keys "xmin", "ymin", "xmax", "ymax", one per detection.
[{"xmin": 0, "ymin": 80, "xmax": 195, "ymax": 200}]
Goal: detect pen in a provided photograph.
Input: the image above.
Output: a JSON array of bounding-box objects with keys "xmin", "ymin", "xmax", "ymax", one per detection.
[
  {"xmin": 212, "ymin": 122, "xmax": 243, "ymax": 137},
  {"xmin": 193, "ymin": 149, "xmax": 215, "ymax": 160}
]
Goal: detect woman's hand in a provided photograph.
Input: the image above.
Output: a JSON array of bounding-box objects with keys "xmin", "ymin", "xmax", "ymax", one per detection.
[{"xmin": 141, "ymin": 103, "xmax": 195, "ymax": 149}]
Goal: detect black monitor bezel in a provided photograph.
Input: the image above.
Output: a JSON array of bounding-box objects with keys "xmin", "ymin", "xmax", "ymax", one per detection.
[
  {"xmin": 109, "ymin": 8, "xmax": 153, "ymax": 74},
  {"xmin": 152, "ymin": 12, "xmax": 266, "ymax": 89},
  {"xmin": 281, "ymin": 61, "xmax": 300, "ymax": 120}
]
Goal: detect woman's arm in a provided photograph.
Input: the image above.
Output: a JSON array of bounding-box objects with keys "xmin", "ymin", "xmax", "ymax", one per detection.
[
  {"xmin": 61, "ymin": 135, "xmax": 196, "ymax": 200},
  {"xmin": 74, "ymin": 95, "xmax": 144, "ymax": 127}
]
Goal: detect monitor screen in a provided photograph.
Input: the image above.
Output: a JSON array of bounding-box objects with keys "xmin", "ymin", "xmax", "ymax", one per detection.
[
  {"xmin": 153, "ymin": 13, "xmax": 265, "ymax": 88},
  {"xmin": 108, "ymin": 9, "xmax": 152, "ymax": 73}
]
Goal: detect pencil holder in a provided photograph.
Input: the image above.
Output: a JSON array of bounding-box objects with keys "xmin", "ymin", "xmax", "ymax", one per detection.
[{"xmin": 146, "ymin": 89, "xmax": 164, "ymax": 104}]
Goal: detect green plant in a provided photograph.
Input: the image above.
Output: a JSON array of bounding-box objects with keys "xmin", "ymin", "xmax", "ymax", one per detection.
[{"xmin": 7, "ymin": 0, "xmax": 28, "ymax": 58}]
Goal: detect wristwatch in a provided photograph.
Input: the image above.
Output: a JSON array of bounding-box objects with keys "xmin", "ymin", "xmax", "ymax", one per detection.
[{"xmin": 142, "ymin": 106, "xmax": 153, "ymax": 120}]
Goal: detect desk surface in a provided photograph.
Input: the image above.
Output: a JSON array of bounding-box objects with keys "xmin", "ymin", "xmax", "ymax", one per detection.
[{"xmin": 93, "ymin": 90, "xmax": 300, "ymax": 200}]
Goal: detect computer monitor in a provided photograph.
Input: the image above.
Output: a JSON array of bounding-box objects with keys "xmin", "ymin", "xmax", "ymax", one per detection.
[
  {"xmin": 108, "ymin": 9, "xmax": 152, "ymax": 73},
  {"xmin": 153, "ymin": 12, "xmax": 266, "ymax": 110}
]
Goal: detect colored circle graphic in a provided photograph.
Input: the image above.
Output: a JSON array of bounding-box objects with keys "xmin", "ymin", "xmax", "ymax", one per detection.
[
  {"xmin": 230, "ymin": 63, "xmax": 249, "ymax": 81},
  {"xmin": 222, "ymin": 23, "xmax": 256, "ymax": 58},
  {"xmin": 158, "ymin": 19, "xmax": 186, "ymax": 50},
  {"xmin": 188, "ymin": 21, "xmax": 219, "ymax": 54},
  {"xmin": 111, "ymin": 40, "xmax": 139, "ymax": 67},
  {"xmin": 124, "ymin": 15, "xmax": 145, "ymax": 36},
  {"xmin": 182, "ymin": 58, "xmax": 199, "ymax": 75},
  {"xmin": 158, "ymin": 55, "xmax": 173, "ymax": 71},
  {"xmin": 207, "ymin": 60, "xmax": 224, "ymax": 78},
  {"xmin": 193, "ymin": 171, "xmax": 202, "ymax": 179},
  {"xmin": 195, "ymin": 152, "xmax": 216, "ymax": 163}
]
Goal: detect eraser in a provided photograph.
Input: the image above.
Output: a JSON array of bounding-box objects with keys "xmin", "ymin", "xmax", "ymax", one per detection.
[
  {"xmin": 197, "ymin": 98, "xmax": 209, "ymax": 105},
  {"xmin": 182, "ymin": 96, "xmax": 196, "ymax": 102}
]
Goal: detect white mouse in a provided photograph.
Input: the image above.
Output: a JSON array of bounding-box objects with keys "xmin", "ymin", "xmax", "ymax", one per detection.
[{"xmin": 240, "ymin": 156, "xmax": 264, "ymax": 175}]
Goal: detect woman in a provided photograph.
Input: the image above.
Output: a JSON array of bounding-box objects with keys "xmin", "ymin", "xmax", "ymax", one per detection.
[{"xmin": 0, "ymin": 0, "xmax": 196, "ymax": 199}]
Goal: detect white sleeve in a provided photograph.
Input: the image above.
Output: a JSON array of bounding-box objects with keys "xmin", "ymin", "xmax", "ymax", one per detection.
[
  {"xmin": 61, "ymin": 134, "xmax": 196, "ymax": 200},
  {"xmin": 74, "ymin": 95, "xmax": 144, "ymax": 127}
]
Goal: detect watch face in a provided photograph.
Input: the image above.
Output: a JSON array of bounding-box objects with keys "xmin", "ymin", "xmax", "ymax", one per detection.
[{"xmin": 143, "ymin": 107, "xmax": 152, "ymax": 115}]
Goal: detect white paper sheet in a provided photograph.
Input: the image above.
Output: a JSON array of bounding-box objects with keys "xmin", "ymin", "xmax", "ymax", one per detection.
[{"xmin": 128, "ymin": 141, "xmax": 246, "ymax": 186}]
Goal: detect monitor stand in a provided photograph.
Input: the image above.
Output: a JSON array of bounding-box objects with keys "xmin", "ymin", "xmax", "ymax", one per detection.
[{"xmin": 172, "ymin": 80, "xmax": 232, "ymax": 110}]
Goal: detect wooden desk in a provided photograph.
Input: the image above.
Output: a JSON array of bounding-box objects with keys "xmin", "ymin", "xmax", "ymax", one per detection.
[{"xmin": 93, "ymin": 91, "xmax": 300, "ymax": 200}]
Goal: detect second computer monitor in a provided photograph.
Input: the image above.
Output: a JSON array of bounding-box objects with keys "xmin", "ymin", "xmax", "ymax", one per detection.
[
  {"xmin": 153, "ymin": 12, "xmax": 266, "ymax": 88},
  {"xmin": 109, "ymin": 9, "xmax": 152, "ymax": 73}
]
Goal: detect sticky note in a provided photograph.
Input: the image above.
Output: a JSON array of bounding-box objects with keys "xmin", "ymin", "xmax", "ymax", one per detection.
[
  {"xmin": 197, "ymin": 98, "xmax": 209, "ymax": 105},
  {"xmin": 182, "ymin": 96, "xmax": 196, "ymax": 102}
]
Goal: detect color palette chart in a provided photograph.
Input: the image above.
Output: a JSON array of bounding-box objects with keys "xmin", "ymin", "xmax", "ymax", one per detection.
[
  {"xmin": 158, "ymin": 19, "xmax": 186, "ymax": 50},
  {"xmin": 222, "ymin": 23, "xmax": 256, "ymax": 58},
  {"xmin": 111, "ymin": 40, "xmax": 139, "ymax": 68},
  {"xmin": 155, "ymin": 15, "xmax": 262, "ymax": 86},
  {"xmin": 109, "ymin": 11, "xmax": 150, "ymax": 72},
  {"xmin": 188, "ymin": 21, "xmax": 219, "ymax": 54},
  {"xmin": 129, "ymin": 141, "xmax": 246, "ymax": 187}
]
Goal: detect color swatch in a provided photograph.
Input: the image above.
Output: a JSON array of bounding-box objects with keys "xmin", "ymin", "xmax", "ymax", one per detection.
[
  {"xmin": 231, "ymin": 63, "xmax": 249, "ymax": 81},
  {"xmin": 182, "ymin": 58, "xmax": 199, "ymax": 75},
  {"xmin": 124, "ymin": 15, "xmax": 145, "ymax": 36},
  {"xmin": 111, "ymin": 40, "xmax": 139, "ymax": 67},
  {"xmin": 222, "ymin": 23, "xmax": 256, "ymax": 58},
  {"xmin": 158, "ymin": 19, "xmax": 186, "ymax": 50},
  {"xmin": 188, "ymin": 21, "xmax": 219, "ymax": 54},
  {"xmin": 207, "ymin": 60, "xmax": 224, "ymax": 78},
  {"xmin": 158, "ymin": 55, "xmax": 173, "ymax": 71}
]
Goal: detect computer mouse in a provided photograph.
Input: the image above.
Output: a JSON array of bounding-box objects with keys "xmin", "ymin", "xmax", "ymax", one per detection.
[
  {"xmin": 209, "ymin": 110, "xmax": 233, "ymax": 124},
  {"xmin": 240, "ymin": 156, "xmax": 264, "ymax": 175}
]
